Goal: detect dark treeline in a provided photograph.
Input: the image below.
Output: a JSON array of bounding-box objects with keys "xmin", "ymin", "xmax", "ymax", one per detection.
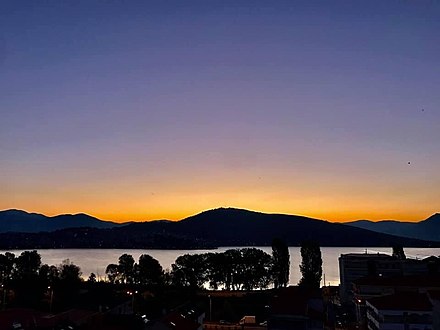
[
  {"xmin": 101, "ymin": 240, "xmax": 327, "ymax": 292},
  {"xmin": 105, "ymin": 244, "xmax": 291, "ymax": 291},
  {"xmin": 0, "ymin": 250, "xmax": 82, "ymax": 308},
  {"xmin": 0, "ymin": 239, "xmax": 328, "ymax": 317},
  {"xmin": 171, "ymin": 248, "xmax": 273, "ymax": 290},
  {"xmin": 1, "ymin": 240, "xmax": 324, "ymax": 296}
]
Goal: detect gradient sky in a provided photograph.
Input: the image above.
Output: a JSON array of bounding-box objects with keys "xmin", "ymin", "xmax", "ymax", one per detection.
[{"xmin": 1, "ymin": 1, "xmax": 439, "ymax": 222}]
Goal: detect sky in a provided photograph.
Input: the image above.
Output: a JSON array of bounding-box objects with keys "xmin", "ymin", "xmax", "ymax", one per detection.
[{"xmin": 1, "ymin": 1, "xmax": 439, "ymax": 222}]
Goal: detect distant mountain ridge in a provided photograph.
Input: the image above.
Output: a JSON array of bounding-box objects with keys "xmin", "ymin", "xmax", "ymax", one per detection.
[
  {"xmin": 0, "ymin": 208, "xmax": 438, "ymax": 249},
  {"xmin": 0, "ymin": 209, "xmax": 121, "ymax": 233},
  {"xmin": 344, "ymin": 213, "xmax": 440, "ymax": 242}
]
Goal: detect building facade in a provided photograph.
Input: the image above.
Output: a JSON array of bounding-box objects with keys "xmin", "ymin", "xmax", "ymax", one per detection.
[{"xmin": 366, "ymin": 293, "xmax": 433, "ymax": 330}]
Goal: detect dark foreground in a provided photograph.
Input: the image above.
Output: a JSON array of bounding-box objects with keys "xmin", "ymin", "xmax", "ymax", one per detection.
[{"xmin": 0, "ymin": 283, "xmax": 341, "ymax": 330}]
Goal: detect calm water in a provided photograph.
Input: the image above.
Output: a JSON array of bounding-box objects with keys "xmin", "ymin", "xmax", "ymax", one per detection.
[{"xmin": 2, "ymin": 247, "xmax": 439, "ymax": 286}]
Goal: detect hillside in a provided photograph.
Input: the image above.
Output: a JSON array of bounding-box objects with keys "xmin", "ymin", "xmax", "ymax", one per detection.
[
  {"xmin": 166, "ymin": 208, "xmax": 440, "ymax": 246},
  {"xmin": 345, "ymin": 213, "xmax": 440, "ymax": 242},
  {"xmin": 0, "ymin": 208, "xmax": 437, "ymax": 249},
  {"xmin": 0, "ymin": 209, "xmax": 121, "ymax": 233}
]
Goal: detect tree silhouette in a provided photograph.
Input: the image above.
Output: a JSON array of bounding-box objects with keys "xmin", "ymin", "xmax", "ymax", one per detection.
[
  {"xmin": 105, "ymin": 264, "xmax": 120, "ymax": 284},
  {"xmin": 118, "ymin": 254, "xmax": 135, "ymax": 284},
  {"xmin": 0, "ymin": 252, "xmax": 15, "ymax": 284},
  {"xmin": 39, "ymin": 264, "xmax": 60, "ymax": 287},
  {"xmin": 135, "ymin": 254, "xmax": 163, "ymax": 286},
  {"xmin": 88, "ymin": 272, "xmax": 97, "ymax": 283},
  {"xmin": 12, "ymin": 251, "xmax": 43, "ymax": 307},
  {"xmin": 14, "ymin": 250, "xmax": 41, "ymax": 280},
  {"xmin": 271, "ymin": 238, "xmax": 290, "ymax": 288},
  {"xmin": 240, "ymin": 248, "xmax": 273, "ymax": 290},
  {"xmin": 298, "ymin": 241, "xmax": 322, "ymax": 289},
  {"xmin": 392, "ymin": 246, "xmax": 406, "ymax": 260},
  {"xmin": 55, "ymin": 260, "xmax": 83, "ymax": 310},
  {"xmin": 171, "ymin": 254, "xmax": 207, "ymax": 288},
  {"xmin": 223, "ymin": 249, "xmax": 242, "ymax": 290},
  {"xmin": 427, "ymin": 257, "xmax": 440, "ymax": 274},
  {"xmin": 205, "ymin": 252, "xmax": 228, "ymax": 290},
  {"xmin": 59, "ymin": 260, "xmax": 82, "ymax": 284}
]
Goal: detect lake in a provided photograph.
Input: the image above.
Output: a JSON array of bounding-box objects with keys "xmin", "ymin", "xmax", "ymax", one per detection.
[{"xmin": 2, "ymin": 247, "xmax": 439, "ymax": 286}]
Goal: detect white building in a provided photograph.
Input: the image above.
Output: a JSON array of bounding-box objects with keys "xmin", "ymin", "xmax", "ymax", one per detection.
[{"xmin": 339, "ymin": 253, "xmax": 433, "ymax": 304}]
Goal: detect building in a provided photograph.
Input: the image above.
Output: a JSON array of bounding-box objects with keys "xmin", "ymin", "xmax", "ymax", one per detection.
[
  {"xmin": 353, "ymin": 274, "xmax": 440, "ymax": 301},
  {"xmin": 268, "ymin": 286, "xmax": 324, "ymax": 330},
  {"xmin": 352, "ymin": 274, "xmax": 440, "ymax": 325},
  {"xmin": 428, "ymin": 291, "xmax": 440, "ymax": 330},
  {"xmin": 339, "ymin": 253, "xmax": 433, "ymax": 304},
  {"xmin": 366, "ymin": 292, "xmax": 433, "ymax": 330}
]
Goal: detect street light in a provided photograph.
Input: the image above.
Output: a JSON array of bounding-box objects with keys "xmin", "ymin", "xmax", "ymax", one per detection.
[
  {"xmin": 127, "ymin": 291, "xmax": 137, "ymax": 313},
  {"xmin": 48, "ymin": 286, "xmax": 54, "ymax": 314},
  {"xmin": 208, "ymin": 294, "xmax": 212, "ymax": 321},
  {"xmin": 1, "ymin": 284, "xmax": 6, "ymax": 311}
]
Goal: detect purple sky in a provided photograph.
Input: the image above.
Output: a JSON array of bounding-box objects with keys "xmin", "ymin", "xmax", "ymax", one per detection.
[{"xmin": 1, "ymin": 1, "xmax": 439, "ymax": 222}]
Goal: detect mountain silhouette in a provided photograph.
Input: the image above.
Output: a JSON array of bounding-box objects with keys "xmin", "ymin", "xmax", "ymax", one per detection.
[
  {"xmin": 162, "ymin": 208, "xmax": 440, "ymax": 246},
  {"xmin": 0, "ymin": 208, "xmax": 438, "ymax": 248},
  {"xmin": 344, "ymin": 213, "xmax": 440, "ymax": 242},
  {"xmin": 0, "ymin": 209, "xmax": 120, "ymax": 233}
]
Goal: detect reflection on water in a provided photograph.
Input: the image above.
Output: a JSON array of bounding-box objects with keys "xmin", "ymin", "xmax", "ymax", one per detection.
[{"xmin": 1, "ymin": 247, "xmax": 439, "ymax": 286}]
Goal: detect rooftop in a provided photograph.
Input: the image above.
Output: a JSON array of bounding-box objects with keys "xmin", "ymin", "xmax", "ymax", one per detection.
[
  {"xmin": 340, "ymin": 253, "xmax": 393, "ymax": 259},
  {"xmin": 367, "ymin": 292, "xmax": 432, "ymax": 311},
  {"xmin": 270, "ymin": 286, "xmax": 322, "ymax": 318},
  {"xmin": 354, "ymin": 274, "xmax": 440, "ymax": 288}
]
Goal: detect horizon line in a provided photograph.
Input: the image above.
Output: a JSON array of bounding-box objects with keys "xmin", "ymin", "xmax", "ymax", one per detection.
[{"xmin": 1, "ymin": 207, "xmax": 438, "ymax": 224}]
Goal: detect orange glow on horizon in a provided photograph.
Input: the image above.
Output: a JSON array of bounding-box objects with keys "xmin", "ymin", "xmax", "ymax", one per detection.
[
  {"xmin": 2, "ymin": 159, "xmax": 438, "ymax": 224},
  {"xmin": 4, "ymin": 203, "xmax": 435, "ymax": 224}
]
